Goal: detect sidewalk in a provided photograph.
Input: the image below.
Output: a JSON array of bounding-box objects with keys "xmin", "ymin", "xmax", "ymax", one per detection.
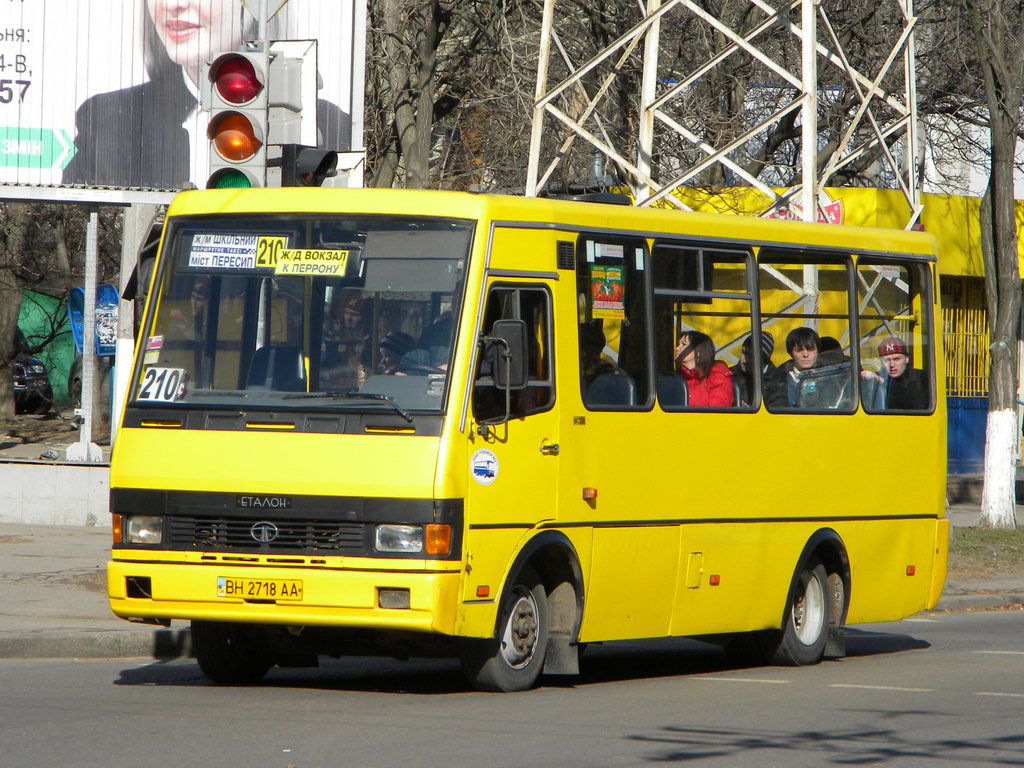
[{"xmin": 1, "ymin": 508, "xmax": 1022, "ymax": 662}]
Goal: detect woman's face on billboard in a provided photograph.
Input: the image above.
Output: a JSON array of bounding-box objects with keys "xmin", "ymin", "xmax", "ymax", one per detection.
[{"xmin": 148, "ymin": 0, "xmax": 243, "ymax": 80}]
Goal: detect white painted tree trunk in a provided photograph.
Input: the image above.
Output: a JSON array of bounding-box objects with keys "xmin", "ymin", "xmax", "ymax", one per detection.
[{"xmin": 980, "ymin": 408, "xmax": 1018, "ymax": 528}]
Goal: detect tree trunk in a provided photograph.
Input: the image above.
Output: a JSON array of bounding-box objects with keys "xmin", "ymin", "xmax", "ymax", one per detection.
[
  {"xmin": 0, "ymin": 204, "xmax": 30, "ymax": 421},
  {"xmin": 969, "ymin": 0, "xmax": 1023, "ymax": 529}
]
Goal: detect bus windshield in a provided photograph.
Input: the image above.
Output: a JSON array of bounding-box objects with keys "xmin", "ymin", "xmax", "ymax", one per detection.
[{"xmin": 132, "ymin": 214, "xmax": 472, "ymax": 414}]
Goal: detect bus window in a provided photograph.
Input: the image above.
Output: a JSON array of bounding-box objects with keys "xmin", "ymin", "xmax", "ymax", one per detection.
[
  {"xmin": 857, "ymin": 261, "xmax": 933, "ymax": 412},
  {"xmin": 576, "ymin": 236, "xmax": 651, "ymax": 409},
  {"xmin": 652, "ymin": 243, "xmax": 754, "ymax": 409},
  {"xmin": 473, "ymin": 285, "xmax": 554, "ymax": 421},
  {"xmin": 759, "ymin": 253, "xmax": 854, "ymax": 412}
]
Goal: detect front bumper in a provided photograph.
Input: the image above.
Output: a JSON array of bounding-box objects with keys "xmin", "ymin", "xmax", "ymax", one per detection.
[{"xmin": 108, "ymin": 556, "xmax": 462, "ymax": 635}]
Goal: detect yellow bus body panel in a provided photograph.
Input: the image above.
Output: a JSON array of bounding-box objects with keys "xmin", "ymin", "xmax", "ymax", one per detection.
[{"xmin": 112, "ymin": 427, "xmax": 440, "ymax": 497}]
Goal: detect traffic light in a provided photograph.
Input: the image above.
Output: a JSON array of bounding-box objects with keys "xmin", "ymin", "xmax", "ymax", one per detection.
[
  {"xmin": 203, "ymin": 51, "xmax": 269, "ymax": 188},
  {"xmin": 277, "ymin": 144, "xmax": 338, "ymax": 187}
]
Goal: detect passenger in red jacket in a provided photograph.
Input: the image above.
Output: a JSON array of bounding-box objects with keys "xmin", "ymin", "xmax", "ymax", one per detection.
[{"xmin": 674, "ymin": 331, "xmax": 735, "ymax": 407}]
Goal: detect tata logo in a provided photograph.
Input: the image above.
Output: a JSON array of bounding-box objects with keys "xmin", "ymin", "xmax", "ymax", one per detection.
[
  {"xmin": 250, "ymin": 521, "xmax": 280, "ymax": 543},
  {"xmin": 236, "ymin": 495, "xmax": 292, "ymax": 509}
]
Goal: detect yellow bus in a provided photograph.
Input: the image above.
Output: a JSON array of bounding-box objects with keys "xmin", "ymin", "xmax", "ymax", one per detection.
[{"xmin": 108, "ymin": 188, "xmax": 948, "ymax": 691}]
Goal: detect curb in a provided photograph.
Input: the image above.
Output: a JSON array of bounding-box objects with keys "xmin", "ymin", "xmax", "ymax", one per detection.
[
  {"xmin": 934, "ymin": 593, "xmax": 1024, "ymax": 612},
  {"xmin": 0, "ymin": 627, "xmax": 191, "ymax": 660}
]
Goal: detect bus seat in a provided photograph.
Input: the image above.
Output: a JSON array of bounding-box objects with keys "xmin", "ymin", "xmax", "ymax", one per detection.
[
  {"xmin": 246, "ymin": 346, "xmax": 306, "ymax": 391},
  {"xmin": 657, "ymin": 374, "xmax": 688, "ymax": 407},
  {"xmin": 732, "ymin": 374, "xmax": 748, "ymax": 407},
  {"xmin": 585, "ymin": 371, "xmax": 636, "ymax": 406}
]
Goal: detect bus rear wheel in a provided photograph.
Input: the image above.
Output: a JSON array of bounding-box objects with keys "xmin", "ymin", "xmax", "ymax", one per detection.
[
  {"xmin": 759, "ymin": 561, "xmax": 830, "ymax": 666},
  {"xmin": 460, "ymin": 566, "xmax": 548, "ymax": 692},
  {"xmin": 191, "ymin": 621, "xmax": 274, "ymax": 684}
]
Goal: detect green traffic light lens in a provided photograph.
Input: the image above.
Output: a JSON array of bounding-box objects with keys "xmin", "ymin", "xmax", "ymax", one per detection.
[{"xmin": 208, "ymin": 170, "xmax": 252, "ymax": 189}]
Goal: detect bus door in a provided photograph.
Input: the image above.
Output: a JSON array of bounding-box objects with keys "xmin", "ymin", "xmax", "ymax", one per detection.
[
  {"xmin": 464, "ymin": 282, "xmax": 558, "ymax": 601},
  {"xmin": 556, "ymin": 235, "xmax": 681, "ymax": 641}
]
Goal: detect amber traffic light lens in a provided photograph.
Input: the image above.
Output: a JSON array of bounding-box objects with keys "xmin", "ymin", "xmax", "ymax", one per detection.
[
  {"xmin": 209, "ymin": 113, "xmax": 262, "ymax": 161},
  {"xmin": 211, "ymin": 56, "xmax": 263, "ymax": 104}
]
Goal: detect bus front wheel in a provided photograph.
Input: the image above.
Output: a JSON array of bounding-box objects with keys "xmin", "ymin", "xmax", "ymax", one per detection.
[
  {"xmin": 191, "ymin": 621, "xmax": 274, "ymax": 684},
  {"xmin": 460, "ymin": 566, "xmax": 548, "ymax": 692},
  {"xmin": 759, "ymin": 561, "xmax": 830, "ymax": 666}
]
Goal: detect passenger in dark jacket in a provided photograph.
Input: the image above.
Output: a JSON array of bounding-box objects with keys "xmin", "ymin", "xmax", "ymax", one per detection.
[
  {"xmin": 777, "ymin": 327, "xmax": 848, "ymax": 406},
  {"xmin": 730, "ymin": 330, "xmax": 786, "ymax": 408},
  {"xmin": 861, "ymin": 336, "xmax": 928, "ymax": 410}
]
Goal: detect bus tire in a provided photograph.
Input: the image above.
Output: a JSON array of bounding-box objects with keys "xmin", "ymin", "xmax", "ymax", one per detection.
[
  {"xmin": 191, "ymin": 621, "xmax": 273, "ymax": 684},
  {"xmin": 460, "ymin": 566, "xmax": 548, "ymax": 692},
  {"xmin": 759, "ymin": 561, "xmax": 830, "ymax": 666}
]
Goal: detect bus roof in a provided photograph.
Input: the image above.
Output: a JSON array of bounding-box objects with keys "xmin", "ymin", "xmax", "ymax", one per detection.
[{"xmin": 166, "ymin": 187, "xmax": 937, "ymax": 259}]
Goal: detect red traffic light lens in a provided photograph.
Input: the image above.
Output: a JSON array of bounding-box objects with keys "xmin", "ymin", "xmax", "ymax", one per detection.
[
  {"xmin": 209, "ymin": 112, "xmax": 263, "ymax": 161},
  {"xmin": 211, "ymin": 56, "xmax": 263, "ymax": 104}
]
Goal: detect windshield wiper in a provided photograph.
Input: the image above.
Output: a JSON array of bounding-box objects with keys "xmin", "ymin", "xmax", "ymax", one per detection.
[{"xmin": 282, "ymin": 391, "xmax": 414, "ymax": 423}]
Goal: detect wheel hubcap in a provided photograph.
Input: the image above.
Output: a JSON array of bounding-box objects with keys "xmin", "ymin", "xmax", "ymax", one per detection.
[
  {"xmin": 792, "ymin": 572, "xmax": 826, "ymax": 646},
  {"xmin": 500, "ymin": 589, "xmax": 539, "ymax": 669}
]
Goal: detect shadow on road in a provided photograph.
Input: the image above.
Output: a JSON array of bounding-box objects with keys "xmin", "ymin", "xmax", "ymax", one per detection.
[
  {"xmin": 112, "ymin": 627, "xmax": 930, "ymax": 694},
  {"xmin": 631, "ymin": 722, "xmax": 1024, "ymax": 765}
]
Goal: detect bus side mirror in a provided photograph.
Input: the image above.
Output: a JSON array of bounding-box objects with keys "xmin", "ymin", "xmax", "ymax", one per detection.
[{"xmin": 486, "ymin": 319, "xmax": 529, "ymax": 391}]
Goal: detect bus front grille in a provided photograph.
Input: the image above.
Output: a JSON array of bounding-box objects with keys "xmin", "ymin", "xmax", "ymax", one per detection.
[{"xmin": 167, "ymin": 516, "xmax": 367, "ymax": 554}]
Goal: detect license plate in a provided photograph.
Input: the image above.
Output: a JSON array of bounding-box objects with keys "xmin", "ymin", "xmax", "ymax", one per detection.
[{"xmin": 216, "ymin": 577, "xmax": 303, "ymax": 600}]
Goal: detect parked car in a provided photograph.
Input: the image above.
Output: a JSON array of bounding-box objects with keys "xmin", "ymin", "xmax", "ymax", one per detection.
[{"xmin": 12, "ymin": 330, "xmax": 53, "ymax": 414}]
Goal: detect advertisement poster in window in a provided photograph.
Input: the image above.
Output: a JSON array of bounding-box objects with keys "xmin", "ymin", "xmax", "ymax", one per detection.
[{"xmin": 591, "ymin": 265, "xmax": 625, "ymax": 320}]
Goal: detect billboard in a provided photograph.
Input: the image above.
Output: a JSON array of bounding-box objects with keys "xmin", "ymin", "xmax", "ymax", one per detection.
[{"xmin": 0, "ymin": 0, "xmax": 364, "ymax": 197}]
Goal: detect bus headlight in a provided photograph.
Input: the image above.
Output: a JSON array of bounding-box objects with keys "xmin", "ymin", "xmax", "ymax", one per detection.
[
  {"xmin": 125, "ymin": 516, "xmax": 163, "ymax": 545},
  {"xmin": 375, "ymin": 524, "xmax": 423, "ymax": 553}
]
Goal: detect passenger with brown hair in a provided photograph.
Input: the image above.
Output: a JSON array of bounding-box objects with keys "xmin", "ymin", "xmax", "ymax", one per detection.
[{"xmin": 674, "ymin": 331, "xmax": 734, "ymax": 407}]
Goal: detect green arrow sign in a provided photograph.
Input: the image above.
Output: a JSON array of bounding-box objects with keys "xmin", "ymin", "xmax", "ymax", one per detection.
[{"xmin": 0, "ymin": 127, "xmax": 76, "ymax": 170}]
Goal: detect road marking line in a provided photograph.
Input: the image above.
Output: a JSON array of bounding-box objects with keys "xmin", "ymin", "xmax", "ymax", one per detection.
[
  {"xmin": 700, "ymin": 677, "xmax": 791, "ymax": 684},
  {"xmin": 976, "ymin": 692, "xmax": 1024, "ymax": 698},
  {"xmin": 830, "ymin": 684, "xmax": 933, "ymax": 692},
  {"xmin": 973, "ymin": 650, "xmax": 1024, "ymax": 655}
]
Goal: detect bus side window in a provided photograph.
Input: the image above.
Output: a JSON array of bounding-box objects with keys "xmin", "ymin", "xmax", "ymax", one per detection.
[
  {"xmin": 652, "ymin": 242, "xmax": 755, "ymax": 410},
  {"xmin": 577, "ymin": 236, "xmax": 651, "ymax": 409},
  {"xmin": 472, "ymin": 285, "xmax": 554, "ymax": 421},
  {"xmin": 759, "ymin": 254, "xmax": 854, "ymax": 412},
  {"xmin": 856, "ymin": 261, "xmax": 933, "ymax": 413}
]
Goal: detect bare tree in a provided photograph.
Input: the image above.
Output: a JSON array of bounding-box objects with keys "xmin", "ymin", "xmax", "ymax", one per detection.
[{"xmin": 967, "ymin": 0, "xmax": 1024, "ymax": 528}]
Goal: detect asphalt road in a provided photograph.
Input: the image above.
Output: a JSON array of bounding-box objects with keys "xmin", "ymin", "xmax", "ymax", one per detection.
[{"xmin": 1, "ymin": 611, "xmax": 1021, "ymax": 768}]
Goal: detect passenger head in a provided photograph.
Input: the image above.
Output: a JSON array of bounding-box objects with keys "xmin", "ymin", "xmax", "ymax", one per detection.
[
  {"xmin": 676, "ymin": 331, "xmax": 715, "ymax": 378},
  {"xmin": 379, "ymin": 331, "xmax": 416, "ymax": 370},
  {"xmin": 879, "ymin": 336, "xmax": 910, "ymax": 377},
  {"xmin": 786, "ymin": 327, "xmax": 819, "ymax": 371},
  {"xmin": 819, "ymin": 336, "xmax": 841, "ymax": 353},
  {"xmin": 740, "ymin": 330, "xmax": 774, "ymax": 372}
]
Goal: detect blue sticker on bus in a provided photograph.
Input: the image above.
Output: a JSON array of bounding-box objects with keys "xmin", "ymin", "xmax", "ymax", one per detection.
[{"xmin": 471, "ymin": 449, "xmax": 498, "ymax": 485}]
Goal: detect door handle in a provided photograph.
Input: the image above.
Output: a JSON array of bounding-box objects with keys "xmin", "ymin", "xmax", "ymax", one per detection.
[{"xmin": 539, "ymin": 441, "xmax": 560, "ymax": 456}]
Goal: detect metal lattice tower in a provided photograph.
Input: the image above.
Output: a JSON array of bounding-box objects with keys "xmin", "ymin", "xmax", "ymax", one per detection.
[{"xmin": 526, "ymin": 0, "xmax": 921, "ymax": 228}]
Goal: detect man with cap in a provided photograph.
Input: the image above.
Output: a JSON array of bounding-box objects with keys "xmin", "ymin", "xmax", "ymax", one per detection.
[
  {"xmin": 730, "ymin": 330, "xmax": 786, "ymax": 408},
  {"xmin": 861, "ymin": 336, "xmax": 928, "ymax": 410}
]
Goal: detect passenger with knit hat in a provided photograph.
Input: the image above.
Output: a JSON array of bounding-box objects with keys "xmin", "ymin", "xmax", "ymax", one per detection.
[
  {"xmin": 730, "ymin": 330, "xmax": 786, "ymax": 408},
  {"xmin": 861, "ymin": 336, "xmax": 928, "ymax": 410}
]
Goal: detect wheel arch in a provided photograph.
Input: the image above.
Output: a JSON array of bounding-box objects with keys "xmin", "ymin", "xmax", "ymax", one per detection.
[
  {"xmin": 782, "ymin": 528, "xmax": 851, "ymax": 626},
  {"xmin": 501, "ymin": 530, "xmax": 584, "ymax": 675}
]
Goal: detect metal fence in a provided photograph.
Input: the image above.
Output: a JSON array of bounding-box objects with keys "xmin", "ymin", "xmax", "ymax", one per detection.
[{"xmin": 943, "ymin": 306, "xmax": 990, "ymax": 397}]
